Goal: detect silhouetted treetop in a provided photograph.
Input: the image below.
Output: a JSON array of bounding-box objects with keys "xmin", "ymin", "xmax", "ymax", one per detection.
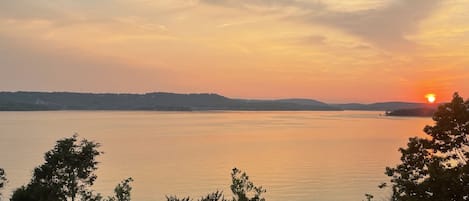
[
  {"xmin": 0, "ymin": 168, "xmax": 6, "ymax": 200},
  {"xmin": 385, "ymin": 92, "xmax": 469, "ymax": 201}
]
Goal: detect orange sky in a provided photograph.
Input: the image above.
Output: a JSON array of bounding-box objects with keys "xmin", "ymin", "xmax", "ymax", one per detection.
[{"xmin": 1, "ymin": 0, "xmax": 468, "ymax": 103}]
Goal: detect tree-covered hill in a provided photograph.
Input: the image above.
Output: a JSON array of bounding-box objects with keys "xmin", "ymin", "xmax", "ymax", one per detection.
[{"xmin": 0, "ymin": 92, "xmax": 341, "ymax": 111}]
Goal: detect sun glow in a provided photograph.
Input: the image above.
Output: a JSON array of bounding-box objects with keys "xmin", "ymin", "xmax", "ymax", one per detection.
[{"xmin": 425, "ymin": 93, "xmax": 436, "ymax": 103}]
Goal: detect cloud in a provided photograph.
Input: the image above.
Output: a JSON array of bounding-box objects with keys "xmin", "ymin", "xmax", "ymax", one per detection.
[
  {"xmin": 309, "ymin": 0, "xmax": 441, "ymax": 50},
  {"xmin": 0, "ymin": 0, "xmax": 445, "ymax": 52},
  {"xmin": 202, "ymin": 0, "xmax": 442, "ymax": 51},
  {"xmin": 0, "ymin": 1, "xmax": 139, "ymax": 27},
  {"xmin": 0, "ymin": 34, "xmax": 176, "ymax": 93},
  {"xmin": 0, "ymin": 0, "xmax": 59, "ymax": 20},
  {"xmin": 0, "ymin": 0, "xmax": 100, "ymax": 28},
  {"xmin": 294, "ymin": 35, "xmax": 327, "ymax": 46},
  {"xmin": 201, "ymin": 0, "xmax": 325, "ymax": 13}
]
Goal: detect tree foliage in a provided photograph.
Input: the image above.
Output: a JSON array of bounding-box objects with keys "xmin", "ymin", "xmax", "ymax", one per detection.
[
  {"xmin": 11, "ymin": 135, "xmax": 102, "ymax": 201},
  {"xmin": 0, "ymin": 168, "xmax": 6, "ymax": 200},
  {"xmin": 6, "ymin": 136, "xmax": 264, "ymax": 201},
  {"xmin": 110, "ymin": 177, "xmax": 134, "ymax": 201},
  {"xmin": 166, "ymin": 168, "xmax": 266, "ymax": 201},
  {"xmin": 199, "ymin": 191, "xmax": 226, "ymax": 201},
  {"xmin": 10, "ymin": 135, "xmax": 136, "ymax": 201},
  {"xmin": 385, "ymin": 93, "xmax": 469, "ymax": 201},
  {"xmin": 166, "ymin": 191, "xmax": 227, "ymax": 201},
  {"xmin": 230, "ymin": 168, "xmax": 266, "ymax": 201}
]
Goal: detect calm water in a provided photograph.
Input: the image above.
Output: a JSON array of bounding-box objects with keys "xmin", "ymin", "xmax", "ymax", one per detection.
[{"xmin": 0, "ymin": 111, "xmax": 432, "ymax": 201}]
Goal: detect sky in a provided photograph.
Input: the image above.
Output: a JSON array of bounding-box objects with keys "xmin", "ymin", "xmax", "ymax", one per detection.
[{"xmin": 1, "ymin": 0, "xmax": 468, "ymax": 103}]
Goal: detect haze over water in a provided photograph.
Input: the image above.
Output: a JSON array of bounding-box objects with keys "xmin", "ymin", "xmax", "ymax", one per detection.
[{"xmin": 0, "ymin": 111, "xmax": 432, "ymax": 201}]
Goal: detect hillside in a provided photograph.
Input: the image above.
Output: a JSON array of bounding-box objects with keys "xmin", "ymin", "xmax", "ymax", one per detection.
[
  {"xmin": 333, "ymin": 102, "xmax": 436, "ymax": 111},
  {"xmin": 0, "ymin": 92, "xmax": 341, "ymax": 111},
  {"xmin": 385, "ymin": 108, "xmax": 437, "ymax": 117}
]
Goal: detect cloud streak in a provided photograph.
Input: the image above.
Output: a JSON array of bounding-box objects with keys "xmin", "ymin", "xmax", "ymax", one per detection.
[
  {"xmin": 202, "ymin": 0, "xmax": 442, "ymax": 50},
  {"xmin": 309, "ymin": 0, "xmax": 441, "ymax": 50},
  {"xmin": 0, "ymin": 0, "xmax": 466, "ymax": 102}
]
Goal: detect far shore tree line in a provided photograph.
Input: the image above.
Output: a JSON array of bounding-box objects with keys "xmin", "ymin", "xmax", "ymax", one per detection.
[{"xmin": 1, "ymin": 93, "xmax": 469, "ymax": 201}]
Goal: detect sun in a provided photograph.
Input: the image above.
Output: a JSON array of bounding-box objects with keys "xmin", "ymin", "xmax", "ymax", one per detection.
[{"xmin": 425, "ymin": 93, "xmax": 436, "ymax": 103}]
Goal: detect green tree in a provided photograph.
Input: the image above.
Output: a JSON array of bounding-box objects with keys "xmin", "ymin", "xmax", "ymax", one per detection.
[
  {"xmin": 230, "ymin": 168, "xmax": 266, "ymax": 201},
  {"xmin": 110, "ymin": 177, "xmax": 134, "ymax": 201},
  {"xmin": 363, "ymin": 193, "xmax": 374, "ymax": 201},
  {"xmin": 0, "ymin": 168, "xmax": 6, "ymax": 200},
  {"xmin": 166, "ymin": 195, "xmax": 192, "ymax": 201},
  {"xmin": 10, "ymin": 183, "xmax": 62, "ymax": 201},
  {"xmin": 166, "ymin": 191, "xmax": 226, "ymax": 201},
  {"xmin": 166, "ymin": 168, "xmax": 265, "ymax": 201},
  {"xmin": 11, "ymin": 135, "xmax": 102, "ymax": 201},
  {"xmin": 199, "ymin": 191, "xmax": 226, "ymax": 201},
  {"xmin": 80, "ymin": 177, "xmax": 134, "ymax": 201},
  {"xmin": 385, "ymin": 93, "xmax": 469, "ymax": 201}
]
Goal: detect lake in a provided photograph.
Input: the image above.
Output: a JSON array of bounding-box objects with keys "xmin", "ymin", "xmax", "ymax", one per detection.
[{"xmin": 0, "ymin": 111, "xmax": 432, "ymax": 201}]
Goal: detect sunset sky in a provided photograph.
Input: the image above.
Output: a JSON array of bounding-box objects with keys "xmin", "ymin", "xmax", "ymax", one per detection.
[{"xmin": 1, "ymin": 0, "xmax": 468, "ymax": 103}]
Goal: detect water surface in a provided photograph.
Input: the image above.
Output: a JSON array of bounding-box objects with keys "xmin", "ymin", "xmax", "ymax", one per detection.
[{"xmin": 0, "ymin": 111, "xmax": 432, "ymax": 201}]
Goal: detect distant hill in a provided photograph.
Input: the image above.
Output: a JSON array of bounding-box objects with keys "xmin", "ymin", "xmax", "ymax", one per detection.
[
  {"xmin": 0, "ymin": 91, "xmax": 441, "ymax": 113},
  {"xmin": 241, "ymin": 98, "xmax": 338, "ymax": 111},
  {"xmin": 332, "ymin": 102, "xmax": 437, "ymax": 111},
  {"xmin": 0, "ymin": 92, "xmax": 342, "ymax": 111},
  {"xmin": 332, "ymin": 101, "xmax": 440, "ymax": 117},
  {"xmin": 385, "ymin": 108, "xmax": 436, "ymax": 117},
  {"xmin": 275, "ymin": 99, "xmax": 330, "ymax": 107}
]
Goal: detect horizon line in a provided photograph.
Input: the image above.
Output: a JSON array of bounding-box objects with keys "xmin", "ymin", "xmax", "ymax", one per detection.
[{"xmin": 0, "ymin": 90, "xmax": 433, "ymax": 104}]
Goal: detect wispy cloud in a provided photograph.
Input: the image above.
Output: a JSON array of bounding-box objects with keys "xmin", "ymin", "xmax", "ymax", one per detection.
[
  {"xmin": 0, "ymin": 0, "xmax": 466, "ymax": 101},
  {"xmin": 308, "ymin": 0, "xmax": 441, "ymax": 50},
  {"xmin": 202, "ymin": 0, "xmax": 442, "ymax": 50}
]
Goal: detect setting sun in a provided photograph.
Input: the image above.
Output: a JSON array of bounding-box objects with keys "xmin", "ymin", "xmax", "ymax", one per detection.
[{"xmin": 425, "ymin": 93, "xmax": 436, "ymax": 103}]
